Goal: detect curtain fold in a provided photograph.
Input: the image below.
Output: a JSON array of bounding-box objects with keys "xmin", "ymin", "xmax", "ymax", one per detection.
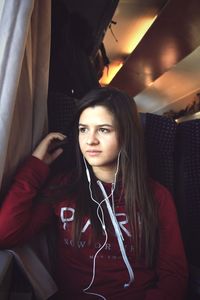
[
  {"xmin": 0, "ymin": 0, "xmax": 34, "ymax": 188},
  {"xmin": 0, "ymin": 0, "xmax": 50, "ymax": 191},
  {"xmin": 0, "ymin": 2, "xmax": 57, "ymax": 299}
]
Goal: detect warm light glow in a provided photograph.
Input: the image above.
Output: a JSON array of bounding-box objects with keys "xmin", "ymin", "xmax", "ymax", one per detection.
[
  {"xmin": 144, "ymin": 65, "xmax": 153, "ymax": 86},
  {"xmin": 101, "ymin": 14, "xmax": 158, "ymax": 85},
  {"xmin": 123, "ymin": 15, "xmax": 157, "ymax": 55},
  {"xmin": 175, "ymin": 111, "xmax": 200, "ymax": 123},
  {"xmin": 160, "ymin": 39, "xmax": 178, "ymax": 69},
  {"xmin": 99, "ymin": 61, "xmax": 123, "ymax": 86}
]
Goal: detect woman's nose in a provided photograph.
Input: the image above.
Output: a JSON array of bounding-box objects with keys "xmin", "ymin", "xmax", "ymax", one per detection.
[{"xmin": 86, "ymin": 132, "xmax": 99, "ymax": 145}]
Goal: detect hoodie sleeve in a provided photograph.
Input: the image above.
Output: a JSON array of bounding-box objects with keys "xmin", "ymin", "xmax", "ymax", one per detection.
[
  {"xmin": 0, "ymin": 156, "xmax": 53, "ymax": 248},
  {"xmin": 145, "ymin": 183, "xmax": 188, "ymax": 300}
]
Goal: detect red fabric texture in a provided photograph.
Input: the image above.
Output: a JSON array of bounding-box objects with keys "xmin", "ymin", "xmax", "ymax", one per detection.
[{"xmin": 0, "ymin": 156, "xmax": 188, "ymax": 300}]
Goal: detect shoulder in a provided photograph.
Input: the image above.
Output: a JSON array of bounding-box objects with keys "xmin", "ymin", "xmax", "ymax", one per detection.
[
  {"xmin": 150, "ymin": 179, "xmax": 172, "ymax": 200},
  {"xmin": 20, "ymin": 156, "xmax": 74, "ymax": 183},
  {"xmin": 149, "ymin": 179, "xmax": 177, "ymax": 219}
]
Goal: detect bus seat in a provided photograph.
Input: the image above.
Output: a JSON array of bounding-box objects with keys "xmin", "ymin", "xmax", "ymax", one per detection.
[{"xmin": 0, "ymin": 250, "xmax": 13, "ymax": 300}]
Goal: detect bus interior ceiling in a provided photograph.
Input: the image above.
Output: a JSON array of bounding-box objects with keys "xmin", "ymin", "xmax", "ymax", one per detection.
[{"xmin": 49, "ymin": 0, "xmax": 200, "ymax": 117}]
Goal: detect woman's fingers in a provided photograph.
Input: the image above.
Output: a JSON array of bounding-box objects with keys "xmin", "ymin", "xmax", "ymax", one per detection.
[{"xmin": 32, "ymin": 132, "xmax": 67, "ymax": 164}]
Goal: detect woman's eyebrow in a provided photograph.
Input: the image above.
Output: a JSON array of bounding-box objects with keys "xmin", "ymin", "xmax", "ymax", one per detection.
[{"xmin": 79, "ymin": 123, "xmax": 114, "ymax": 127}]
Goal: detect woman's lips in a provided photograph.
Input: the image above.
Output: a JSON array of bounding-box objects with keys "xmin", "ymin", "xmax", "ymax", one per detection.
[{"xmin": 86, "ymin": 150, "xmax": 101, "ymax": 156}]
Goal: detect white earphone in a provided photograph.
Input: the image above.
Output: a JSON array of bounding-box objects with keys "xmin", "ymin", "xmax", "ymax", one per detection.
[
  {"xmin": 82, "ymin": 153, "xmax": 134, "ymax": 299},
  {"xmin": 86, "ymin": 167, "xmax": 91, "ymax": 183}
]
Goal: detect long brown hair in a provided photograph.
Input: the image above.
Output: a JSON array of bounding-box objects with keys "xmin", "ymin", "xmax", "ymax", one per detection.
[{"xmin": 71, "ymin": 87, "xmax": 158, "ymax": 267}]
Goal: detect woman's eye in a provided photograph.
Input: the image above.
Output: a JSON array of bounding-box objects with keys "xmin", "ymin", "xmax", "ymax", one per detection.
[
  {"xmin": 99, "ymin": 128, "xmax": 109, "ymax": 133},
  {"xmin": 79, "ymin": 127, "xmax": 87, "ymax": 133}
]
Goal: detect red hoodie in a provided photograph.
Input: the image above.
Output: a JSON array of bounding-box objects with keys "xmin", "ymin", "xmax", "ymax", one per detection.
[{"xmin": 0, "ymin": 156, "xmax": 188, "ymax": 300}]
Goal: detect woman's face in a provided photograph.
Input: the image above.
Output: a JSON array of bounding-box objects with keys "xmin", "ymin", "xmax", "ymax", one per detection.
[{"xmin": 78, "ymin": 105, "xmax": 120, "ymax": 178}]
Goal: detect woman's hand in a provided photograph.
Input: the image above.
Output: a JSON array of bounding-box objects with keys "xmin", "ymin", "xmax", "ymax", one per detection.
[{"xmin": 32, "ymin": 132, "xmax": 67, "ymax": 165}]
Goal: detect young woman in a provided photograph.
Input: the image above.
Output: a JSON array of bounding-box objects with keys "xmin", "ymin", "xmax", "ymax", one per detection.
[{"xmin": 0, "ymin": 87, "xmax": 188, "ymax": 300}]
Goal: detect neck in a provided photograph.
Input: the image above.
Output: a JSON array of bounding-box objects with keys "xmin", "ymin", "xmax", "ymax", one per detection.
[{"xmin": 92, "ymin": 166, "xmax": 116, "ymax": 183}]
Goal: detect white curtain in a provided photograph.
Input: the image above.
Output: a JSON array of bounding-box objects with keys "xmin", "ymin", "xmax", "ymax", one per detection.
[
  {"xmin": 0, "ymin": 0, "xmax": 51, "ymax": 190},
  {"xmin": 0, "ymin": 2, "xmax": 58, "ymax": 298}
]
